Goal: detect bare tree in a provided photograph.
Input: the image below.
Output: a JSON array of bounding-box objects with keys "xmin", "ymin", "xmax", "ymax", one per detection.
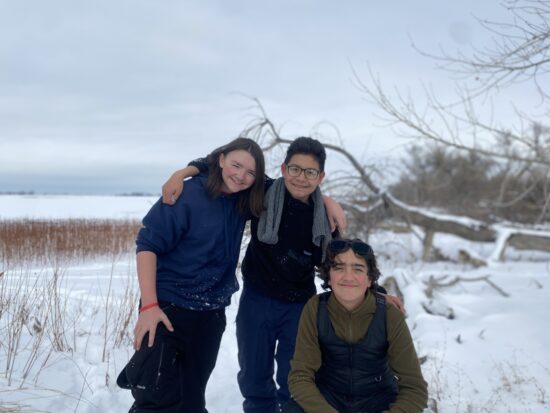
[
  {"xmin": 416, "ymin": 0, "xmax": 550, "ymax": 101},
  {"xmin": 233, "ymin": 2, "xmax": 550, "ymax": 259},
  {"xmin": 354, "ymin": 0, "xmax": 550, "ymax": 224},
  {"xmin": 238, "ymin": 99, "xmax": 550, "ymax": 261}
]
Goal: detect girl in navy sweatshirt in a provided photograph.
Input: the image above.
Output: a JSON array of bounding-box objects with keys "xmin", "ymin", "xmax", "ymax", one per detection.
[{"xmin": 117, "ymin": 137, "xmax": 265, "ymax": 413}]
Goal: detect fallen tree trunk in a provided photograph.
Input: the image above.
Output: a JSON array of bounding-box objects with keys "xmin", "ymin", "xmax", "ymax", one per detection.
[
  {"xmin": 339, "ymin": 180, "xmax": 550, "ymax": 260},
  {"xmin": 383, "ymin": 193, "xmax": 550, "ymax": 259},
  {"xmin": 507, "ymin": 231, "xmax": 550, "ymax": 252}
]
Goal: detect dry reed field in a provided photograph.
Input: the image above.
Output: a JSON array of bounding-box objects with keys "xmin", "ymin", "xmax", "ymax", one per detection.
[
  {"xmin": 0, "ymin": 218, "xmax": 141, "ymax": 408},
  {"xmin": 0, "ymin": 219, "xmax": 141, "ymax": 267}
]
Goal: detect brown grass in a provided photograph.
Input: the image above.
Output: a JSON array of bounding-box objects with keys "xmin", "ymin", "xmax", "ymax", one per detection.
[
  {"xmin": 0, "ymin": 219, "xmax": 141, "ymax": 267},
  {"xmin": 0, "ymin": 218, "xmax": 141, "ymax": 391}
]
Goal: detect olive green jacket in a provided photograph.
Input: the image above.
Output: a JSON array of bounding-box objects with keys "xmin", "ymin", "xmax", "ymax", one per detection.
[{"xmin": 288, "ymin": 291, "xmax": 428, "ymax": 413}]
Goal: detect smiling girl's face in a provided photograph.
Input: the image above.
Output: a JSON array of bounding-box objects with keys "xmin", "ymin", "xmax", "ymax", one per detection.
[{"xmin": 218, "ymin": 149, "xmax": 257, "ymax": 194}]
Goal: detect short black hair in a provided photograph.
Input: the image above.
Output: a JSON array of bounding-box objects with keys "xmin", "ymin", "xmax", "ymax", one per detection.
[
  {"xmin": 318, "ymin": 238, "xmax": 381, "ymax": 290},
  {"xmin": 284, "ymin": 137, "xmax": 326, "ymax": 171}
]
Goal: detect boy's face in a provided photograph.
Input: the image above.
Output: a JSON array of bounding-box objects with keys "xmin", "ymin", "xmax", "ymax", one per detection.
[
  {"xmin": 281, "ymin": 154, "xmax": 325, "ymax": 203},
  {"xmin": 328, "ymin": 249, "xmax": 371, "ymax": 311}
]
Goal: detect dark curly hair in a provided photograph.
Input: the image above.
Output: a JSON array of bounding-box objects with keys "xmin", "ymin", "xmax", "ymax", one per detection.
[{"xmin": 318, "ymin": 238, "xmax": 381, "ymax": 290}]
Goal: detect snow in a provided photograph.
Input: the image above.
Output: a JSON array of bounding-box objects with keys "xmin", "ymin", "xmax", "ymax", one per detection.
[
  {"xmin": 0, "ymin": 194, "xmax": 158, "ymax": 220},
  {"xmin": 1, "ymin": 195, "xmax": 549, "ymax": 413},
  {"xmin": 490, "ymin": 227, "xmax": 514, "ymax": 262}
]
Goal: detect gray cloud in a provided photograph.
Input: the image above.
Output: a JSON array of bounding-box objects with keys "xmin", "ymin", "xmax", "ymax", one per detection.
[{"xmin": 0, "ymin": 1, "xmax": 518, "ymax": 193}]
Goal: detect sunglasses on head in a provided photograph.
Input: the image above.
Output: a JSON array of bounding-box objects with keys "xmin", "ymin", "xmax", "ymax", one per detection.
[{"xmin": 328, "ymin": 239, "xmax": 372, "ymax": 256}]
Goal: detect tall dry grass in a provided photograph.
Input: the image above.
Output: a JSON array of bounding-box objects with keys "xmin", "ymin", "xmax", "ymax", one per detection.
[
  {"xmin": 0, "ymin": 218, "xmax": 140, "ymax": 402},
  {"xmin": 0, "ymin": 219, "xmax": 141, "ymax": 267}
]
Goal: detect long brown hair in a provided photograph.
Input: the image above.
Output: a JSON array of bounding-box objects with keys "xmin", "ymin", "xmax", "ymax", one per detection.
[{"xmin": 205, "ymin": 137, "xmax": 265, "ymax": 217}]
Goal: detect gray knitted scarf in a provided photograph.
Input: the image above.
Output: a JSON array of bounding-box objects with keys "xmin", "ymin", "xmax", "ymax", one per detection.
[{"xmin": 257, "ymin": 177, "xmax": 332, "ymax": 261}]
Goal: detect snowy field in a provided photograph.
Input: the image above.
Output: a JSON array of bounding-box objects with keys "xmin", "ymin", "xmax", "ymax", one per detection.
[
  {"xmin": 1, "ymin": 194, "xmax": 549, "ymax": 413},
  {"xmin": 0, "ymin": 194, "xmax": 158, "ymax": 220}
]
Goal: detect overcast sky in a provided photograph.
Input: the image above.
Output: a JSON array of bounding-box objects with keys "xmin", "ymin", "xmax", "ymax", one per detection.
[{"xmin": 0, "ymin": 1, "xmax": 523, "ymax": 194}]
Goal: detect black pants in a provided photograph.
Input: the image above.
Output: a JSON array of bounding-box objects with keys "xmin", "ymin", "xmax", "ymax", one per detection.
[{"xmin": 117, "ymin": 303, "xmax": 226, "ymax": 413}]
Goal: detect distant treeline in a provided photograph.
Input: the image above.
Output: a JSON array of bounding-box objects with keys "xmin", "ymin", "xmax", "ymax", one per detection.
[
  {"xmin": 0, "ymin": 191, "xmax": 158, "ymax": 196},
  {"xmin": 391, "ymin": 144, "xmax": 550, "ymax": 224}
]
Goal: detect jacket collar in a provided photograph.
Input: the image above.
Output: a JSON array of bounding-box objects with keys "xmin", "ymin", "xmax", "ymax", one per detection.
[{"xmin": 327, "ymin": 289, "xmax": 376, "ymax": 317}]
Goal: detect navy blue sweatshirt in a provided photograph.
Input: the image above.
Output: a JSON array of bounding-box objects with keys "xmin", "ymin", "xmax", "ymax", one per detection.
[{"xmin": 136, "ymin": 174, "xmax": 247, "ymax": 310}]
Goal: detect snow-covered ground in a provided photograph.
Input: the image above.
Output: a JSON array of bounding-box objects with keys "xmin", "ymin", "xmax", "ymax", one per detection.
[{"xmin": 1, "ymin": 194, "xmax": 549, "ymax": 412}]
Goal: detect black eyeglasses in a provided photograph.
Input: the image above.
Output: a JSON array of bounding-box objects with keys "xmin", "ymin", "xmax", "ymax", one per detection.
[
  {"xmin": 286, "ymin": 164, "xmax": 321, "ymax": 180},
  {"xmin": 328, "ymin": 239, "xmax": 372, "ymax": 256}
]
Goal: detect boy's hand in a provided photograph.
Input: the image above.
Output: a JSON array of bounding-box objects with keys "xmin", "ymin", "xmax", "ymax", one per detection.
[
  {"xmin": 162, "ymin": 165, "xmax": 200, "ymax": 204},
  {"xmin": 162, "ymin": 173, "xmax": 185, "ymax": 204},
  {"xmin": 379, "ymin": 293, "xmax": 406, "ymax": 316}
]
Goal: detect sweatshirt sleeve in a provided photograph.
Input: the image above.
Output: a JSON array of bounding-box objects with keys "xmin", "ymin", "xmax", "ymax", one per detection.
[
  {"xmin": 384, "ymin": 306, "xmax": 428, "ymax": 413},
  {"xmin": 188, "ymin": 157, "xmax": 209, "ymax": 174},
  {"xmin": 136, "ymin": 196, "xmax": 189, "ymax": 255},
  {"xmin": 288, "ymin": 297, "xmax": 338, "ymax": 413}
]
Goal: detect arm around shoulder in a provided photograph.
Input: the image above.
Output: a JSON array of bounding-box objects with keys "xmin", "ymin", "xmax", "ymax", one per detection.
[
  {"xmin": 161, "ymin": 165, "xmax": 200, "ymax": 204},
  {"xmin": 322, "ymin": 195, "xmax": 347, "ymax": 234}
]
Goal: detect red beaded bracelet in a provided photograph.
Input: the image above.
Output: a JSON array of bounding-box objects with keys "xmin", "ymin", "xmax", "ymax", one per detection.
[{"xmin": 139, "ymin": 302, "xmax": 159, "ymax": 313}]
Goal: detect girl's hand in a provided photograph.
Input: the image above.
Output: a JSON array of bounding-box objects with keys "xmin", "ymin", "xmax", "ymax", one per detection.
[{"xmin": 133, "ymin": 306, "xmax": 174, "ymax": 350}]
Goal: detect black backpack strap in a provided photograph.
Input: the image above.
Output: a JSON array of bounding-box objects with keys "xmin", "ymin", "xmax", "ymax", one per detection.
[
  {"xmin": 372, "ymin": 291, "xmax": 388, "ymax": 342},
  {"xmin": 316, "ymin": 292, "xmax": 332, "ymax": 340},
  {"xmin": 374, "ymin": 291, "xmax": 387, "ymax": 307}
]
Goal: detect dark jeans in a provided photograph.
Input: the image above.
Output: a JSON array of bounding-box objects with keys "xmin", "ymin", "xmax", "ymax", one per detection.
[
  {"xmin": 117, "ymin": 303, "xmax": 226, "ymax": 413},
  {"xmin": 236, "ymin": 286, "xmax": 305, "ymax": 413}
]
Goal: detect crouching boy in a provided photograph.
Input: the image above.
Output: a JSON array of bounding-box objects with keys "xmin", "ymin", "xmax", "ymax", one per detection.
[{"xmin": 284, "ymin": 239, "xmax": 428, "ymax": 413}]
